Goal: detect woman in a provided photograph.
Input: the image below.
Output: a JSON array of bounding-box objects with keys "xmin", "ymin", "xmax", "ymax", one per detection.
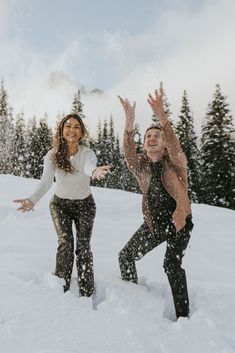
[
  {"xmin": 118, "ymin": 84, "xmax": 193, "ymax": 319},
  {"xmin": 14, "ymin": 114, "xmax": 110, "ymax": 296}
]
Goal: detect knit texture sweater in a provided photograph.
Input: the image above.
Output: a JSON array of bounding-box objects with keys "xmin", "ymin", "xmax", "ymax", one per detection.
[{"xmin": 28, "ymin": 146, "xmax": 97, "ymax": 204}]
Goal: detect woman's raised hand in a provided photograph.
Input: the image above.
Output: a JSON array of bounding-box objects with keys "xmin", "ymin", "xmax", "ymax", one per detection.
[
  {"xmin": 13, "ymin": 199, "xmax": 35, "ymax": 212},
  {"xmin": 117, "ymin": 95, "xmax": 136, "ymax": 132},
  {"xmin": 92, "ymin": 165, "xmax": 111, "ymax": 181}
]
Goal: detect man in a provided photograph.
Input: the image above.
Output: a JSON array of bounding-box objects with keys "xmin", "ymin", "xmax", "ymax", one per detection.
[{"xmin": 118, "ymin": 83, "xmax": 193, "ymax": 319}]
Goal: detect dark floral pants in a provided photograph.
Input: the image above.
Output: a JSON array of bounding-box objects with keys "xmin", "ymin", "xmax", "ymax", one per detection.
[
  {"xmin": 119, "ymin": 218, "xmax": 193, "ymax": 318},
  {"xmin": 50, "ymin": 194, "xmax": 96, "ymax": 296}
]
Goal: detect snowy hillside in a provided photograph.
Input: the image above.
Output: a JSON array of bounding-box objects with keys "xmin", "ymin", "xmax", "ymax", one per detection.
[{"xmin": 0, "ymin": 174, "xmax": 235, "ymax": 353}]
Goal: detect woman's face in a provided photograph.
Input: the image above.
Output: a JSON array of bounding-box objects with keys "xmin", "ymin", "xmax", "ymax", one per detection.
[
  {"xmin": 143, "ymin": 128, "xmax": 165, "ymax": 153},
  {"xmin": 62, "ymin": 117, "xmax": 83, "ymax": 144}
]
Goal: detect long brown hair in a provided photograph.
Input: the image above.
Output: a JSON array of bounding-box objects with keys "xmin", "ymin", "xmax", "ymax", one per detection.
[{"xmin": 53, "ymin": 114, "xmax": 88, "ymax": 173}]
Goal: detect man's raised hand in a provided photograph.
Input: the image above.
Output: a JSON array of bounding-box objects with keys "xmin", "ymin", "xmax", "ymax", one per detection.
[
  {"xmin": 147, "ymin": 82, "xmax": 167, "ymax": 126},
  {"xmin": 118, "ymin": 95, "xmax": 136, "ymax": 132}
]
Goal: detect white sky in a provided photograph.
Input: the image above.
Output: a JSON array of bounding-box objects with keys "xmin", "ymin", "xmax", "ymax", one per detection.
[{"xmin": 0, "ymin": 0, "xmax": 234, "ymax": 136}]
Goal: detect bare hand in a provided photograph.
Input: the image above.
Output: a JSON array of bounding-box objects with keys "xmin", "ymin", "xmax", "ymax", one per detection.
[
  {"xmin": 147, "ymin": 82, "xmax": 167, "ymax": 125},
  {"xmin": 13, "ymin": 199, "xmax": 35, "ymax": 212},
  {"xmin": 117, "ymin": 95, "xmax": 136, "ymax": 131},
  {"xmin": 92, "ymin": 165, "xmax": 111, "ymax": 181}
]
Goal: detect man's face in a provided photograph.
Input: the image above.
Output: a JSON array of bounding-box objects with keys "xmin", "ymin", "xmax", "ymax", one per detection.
[{"xmin": 143, "ymin": 128, "xmax": 166, "ymax": 154}]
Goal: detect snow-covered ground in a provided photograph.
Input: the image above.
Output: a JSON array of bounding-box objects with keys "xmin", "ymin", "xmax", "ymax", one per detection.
[{"xmin": 0, "ymin": 174, "xmax": 235, "ymax": 353}]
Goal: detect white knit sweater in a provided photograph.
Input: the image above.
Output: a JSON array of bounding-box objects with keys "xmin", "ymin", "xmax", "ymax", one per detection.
[{"xmin": 28, "ymin": 146, "xmax": 97, "ymax": 204}]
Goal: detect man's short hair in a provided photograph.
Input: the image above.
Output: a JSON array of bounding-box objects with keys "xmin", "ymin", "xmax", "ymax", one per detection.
[{"xmin": 144, "ymin": 125, "xmax": 163, "ymax": 142}]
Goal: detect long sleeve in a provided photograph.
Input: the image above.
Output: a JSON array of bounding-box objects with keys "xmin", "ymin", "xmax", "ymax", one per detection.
[
  {"xmin": 83, "ymin": 150, "xmax": 97, "ymax": 176},
  {"xmin": 27, "ymin": 150, "xmax": 55, "ymax": 204},
  {"xmin": 123, "ymin": 129, "xmax": 142, "ymax": 176},
  {"xmin": 162, "ymin": 122, "xmax": 187, "ymax": 170}
]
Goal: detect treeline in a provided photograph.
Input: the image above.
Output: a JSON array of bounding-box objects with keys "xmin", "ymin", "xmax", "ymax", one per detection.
[{"xmin": 0, "ymin": 79, "xmax": 235, "ymax": 210}]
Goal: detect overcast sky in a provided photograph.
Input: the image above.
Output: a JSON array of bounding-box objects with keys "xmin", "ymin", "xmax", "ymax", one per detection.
[{"xmin": 0, "ymin": 0, "xmax": 234, "ymax": 136}]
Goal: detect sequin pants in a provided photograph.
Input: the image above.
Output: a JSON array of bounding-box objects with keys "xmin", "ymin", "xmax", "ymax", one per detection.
[
  {"xmin": 50, "ymin": 194, "xmax": 96, "ymax": 296},
  {"xmin": 119, "ymin": 218, "xmax": 193, "ymax": 318}
]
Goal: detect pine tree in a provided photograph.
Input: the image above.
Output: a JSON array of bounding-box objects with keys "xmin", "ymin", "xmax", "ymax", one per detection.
[
  {"xmin": 6, "ymin": 106, "xmax": 15, "ymax": 175},
  {"xmin": 11, "ymin": 111, "xmax": 26, "ymax": 176},
  {"xmin": 93, "ymin": 119, "xmax": 102, "ymax": 155},
  {"xmin": 90, "ymin": 119, "xmax": 101, "ymax": 188},
  {"xmin": 24, "ymin": 115, "xmax": 53, "ymax": 179},
  {"xmin": 36, "ymin": 114, "xmax": 53, "ymax": 178},
  {"xmin": 105, "ymin": 133, "xmax": 122, "ymax": 190},
  {"xmin": 24, "ymin": 116, "xmax": 40, "ymax": 178},
  {"xmin": 134, "ymin": 123, "xmax": 143, "ymax": 153},
  {"xmin": 91, "ymin": 117, "xmax": 141, "ymax": 193},
  {"xmin": 71, "ymin": 90, "xmax": 85, "ymax": 118},
  {"xmin": 108, "ymin": 115, "xmax": 116, "ymax": 158},
  {"xmin": 71, "ymin": 90, "xmax": 90, "ymax": 147},
  {"xmin": 175, "ymin": 90, "xmax": 201, "ymax": 202},
  {"xmin": 91, "ymin": 119, "xmax": 109, "ymax": 186},
  {"xmin": 94, "ymin": 117, "xmax": 116, "ymax": 188},
  {"xmin": 99, "ymin": 118, "xmax": 110, "ymax": 166},
  {"xmin": 105, "ymin": 115, "xmax": 118, "ymax": 189},
  {"xmin": 200, "ymin": 84, "xmax": 235, "ymax": 209},
  {"xmin": 0, "ymin": 79, "xmax": 14, "ymax": 174},
  {"xmin": 113, "ymin": 135, "xmax": 124, "ymax": 188}
]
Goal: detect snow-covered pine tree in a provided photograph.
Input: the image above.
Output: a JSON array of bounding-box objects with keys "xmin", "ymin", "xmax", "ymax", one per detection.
[
  {"xmin": 93, "ymin": 118, "xmax": 102, "ymax": 155},
  {"xmin": 24, "ymin": 116, "xmax": 40, "ymax": 179},
  {"xmin": 90, "ymin": 119, "xmax": 102, "ymax": 187},
  {"xmin": 0, "ymin": 79, "xmax": 14, "ymax": 174},
  {"xmin": 71, "ymin": 90, "xmax": 85, "ymax": 119},
  {"xmin": 200, "ymin": 84, "xmax": 235, "ymax": 209},
  {"xmin": 134, "ymin": 123, "xmax": 143, "ymax": 153},
  {"xmin": 35, "ymin": 114, "xmax": 53, "ymax": 178},
  {"xmin": 11, "ymin": 111, "xmax": 26, "ymax": 176},
  {"xmin": 91, "ymin": 118, "xmax": 110, "ymax": 188},
  {"xmin": 99, "ymin": 118, "xmax": 110, "ymax": 166},
  {"xmin": 175, "ymin": 90, "xmax": 201, "ymax": 203},
  {"xmin": 71, "ymin": 90, "xmax": 90, "ymax": 147},
  {"xmin": 106, "ymin": 115, "xmax": 118, "ymax": 189},
  {"xmin": 91, "ymin": 117, "xmax": 116, "ymax": 189},
  {"xmin": 91, "ymin": 117, "xmax": 140, "ymax": 193},
  {"xmin": 107, "ymin": 133, "xmax": 123, "ymax": 190},
  {"xmin": 6, "ymin": 106, "xmax": 15, "ymax": 175},
  {"xmin": 108, "ymin": 115, "xmax": 116, "ymax": 157}
]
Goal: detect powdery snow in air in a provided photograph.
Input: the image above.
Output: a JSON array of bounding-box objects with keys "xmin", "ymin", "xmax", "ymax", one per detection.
[{"xmin": 0, "ymin": 175, "xmax": 235, "ymax": 353}]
